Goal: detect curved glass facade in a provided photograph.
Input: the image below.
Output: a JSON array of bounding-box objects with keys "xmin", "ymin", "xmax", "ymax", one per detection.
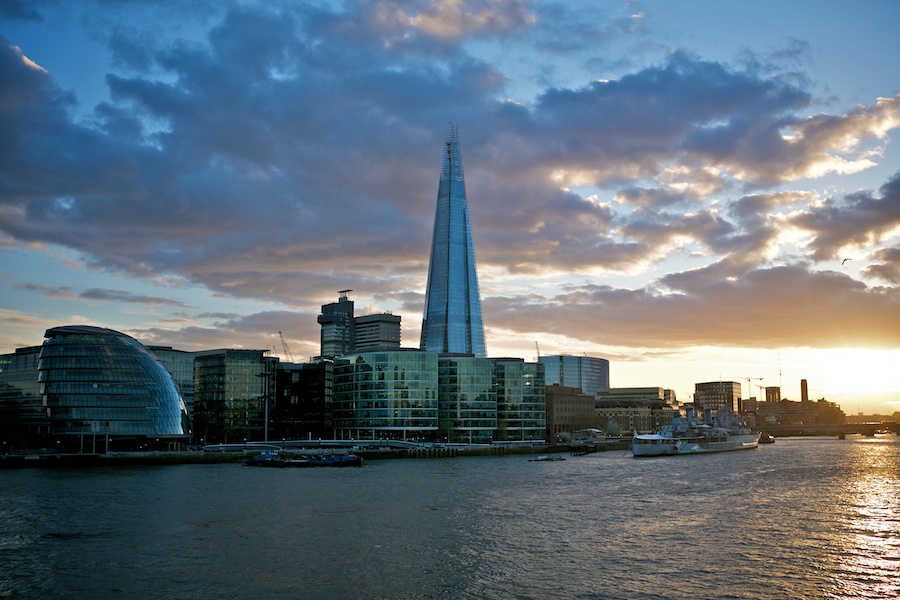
[
  {"xmin": 332, "ymin": 351, "xmax": 438, "ymax": 441},
  {"xmin": 38, "ymin": 326, "xmax": 191, "ymax": 445},
  {"xmin": 420, "ymin": 125, "xmax": 487, "ymax": 356}
]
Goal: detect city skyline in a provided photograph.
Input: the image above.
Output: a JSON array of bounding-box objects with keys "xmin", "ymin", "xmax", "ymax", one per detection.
[{"xmin": 1, "ymin": 1, "xmax": 899, "ymax": 413}]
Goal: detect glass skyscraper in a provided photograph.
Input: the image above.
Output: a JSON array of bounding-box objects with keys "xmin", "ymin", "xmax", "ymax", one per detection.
[{"xmin": 420, "ymin": 125, "xmax": 487, "ymax": 357}]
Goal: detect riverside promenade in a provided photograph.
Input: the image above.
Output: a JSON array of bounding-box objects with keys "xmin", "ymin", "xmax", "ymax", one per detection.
[{"xmin": 0, "ymin": 438, "xmax": 632, "ymax": 468}]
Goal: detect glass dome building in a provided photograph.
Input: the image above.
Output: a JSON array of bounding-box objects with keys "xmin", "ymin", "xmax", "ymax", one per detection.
[{"xmin": 38, "ymin": 325, "xmax": 191, "ymax": 451}]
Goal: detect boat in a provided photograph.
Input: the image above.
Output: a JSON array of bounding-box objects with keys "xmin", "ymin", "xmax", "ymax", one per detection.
[
  {"xmin": 245, "ymin": 451, "xmax": 362, "ymax": 467},
  {"xmin": 528, "ymin": 454, "xmax": 566, "ymax": 462},
  {"xmin": 631, "ymin": 408, "xmax": 761, "ymax": 457}
]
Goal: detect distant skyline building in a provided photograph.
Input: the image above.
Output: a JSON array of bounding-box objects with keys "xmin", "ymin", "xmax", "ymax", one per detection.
[
  {"xmin": 420, "ymin": 125, "xmax": 487, "ymax": 357},
  {"xmin": 694, "ymin": 381, "xmax": 742, "ymax": 417},
  {"xmin": 540, "ymin": 354, "xmax": 610, "ymax": 397},
  {"xmin": 317, "ymin": 291, "xmax": 402, "ymax": 358},
  {"xmin": 353, "ymin": 313, "xmax": 401, "ymax": 352},
  {"xmin": 318, "ymin": 290, "xmax": 355, "ymax": 358}
]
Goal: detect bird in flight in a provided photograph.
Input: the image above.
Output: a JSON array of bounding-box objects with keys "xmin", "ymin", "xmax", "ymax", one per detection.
[{"xmin": 842, "ymin": 258, "xmax": 851, "ymax": 265}]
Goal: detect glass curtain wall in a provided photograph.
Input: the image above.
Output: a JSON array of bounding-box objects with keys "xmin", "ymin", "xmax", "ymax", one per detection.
[
  {"xmin": 438, "ymin": 355, "xmax": 496, "ymax": 444},
  {"xmin": 333, "ymin": 352, "xmax": 438, "ymax": 441},
  {"xmin": 194, "ymin": 349, "xmax": 269, "ymax": 445},
  {"xmin": 493, "ymin": 359, "xmax": 546, "ymax": 442}
]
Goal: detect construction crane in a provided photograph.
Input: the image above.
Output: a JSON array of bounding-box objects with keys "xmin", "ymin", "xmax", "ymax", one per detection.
[
  {"xmin": 729, "ymin": 377, "xmax": 763, "ymax": 400},
  {"xmin": 278, "ymin": 331, "xmax": 295, "ymax": 363},
  {"xmin": 535, "ymin": 341, "xmax": 541, "ymax": 361}
]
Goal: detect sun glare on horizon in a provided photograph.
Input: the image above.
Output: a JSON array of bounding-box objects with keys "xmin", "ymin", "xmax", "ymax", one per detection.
[{"xmin": 818, "ymin": 348, "xmax": 900, "ymax": 397}]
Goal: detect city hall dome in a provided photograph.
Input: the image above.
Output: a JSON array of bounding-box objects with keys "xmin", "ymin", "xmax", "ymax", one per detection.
[{"xmin": 39, "ymin": 325, "xmax": 191, "ymax": 448}]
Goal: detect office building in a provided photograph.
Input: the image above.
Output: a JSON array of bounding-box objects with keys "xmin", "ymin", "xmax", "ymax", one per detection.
[
  {"xmin": 353, "ymin": 313, "xmax": 401, "ymax": 352},
  {"xmin": 332, "ymin": 351, "xmax": 439, "ymax": 441},
  {"xmin": 545, "ymin": 384, "xmax": 597, "ymax": 440},
  {"xmin": 317, "ymin": 291, "xmax": 403, "ymax": 358},
  {"xmin": 595, "ymin": 387, "xmax": 666, "ymax": 403},
  {"xmin": 420, "ymin": 125, "xmax": 487, "ymax": 356},
  {"xmin": 38, "ymin": 325, "xmax": 191, "ymax": 451},
  {"xmin": 493, "ymin": 358, "xmax": 545, "ymax": 441},
  {"xmin": 540, "ymin": 354, "xmax": 610, "ymax": 397},
  {"xmin": 694, "ymin": 381, "xmax": 741, "ymax": 418},
  {"xmin": 149, "ymin": 346, "xmax": 196, "ymax": 422},
  {"xmin": 272, "ymin": 361, "xmax": 332, "ymax": 441},
  {"xmin": 0, "ymin": 346, "xmax": 49, "ymax": 449},
  {"xmin": 438, "ymin": 355, "xmax": 496, "ymax": 444},
  {"xmin": 193, "ymin": 349, "xmax": 274, "ymax": 445},
  {"xmin": 317, "ymin": 290, "xmax": 355, "ymax": 358}
]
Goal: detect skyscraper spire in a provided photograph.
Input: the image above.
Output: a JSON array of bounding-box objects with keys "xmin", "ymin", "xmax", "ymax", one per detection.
[{"xmin": 420, "ymin": 125, "xmax": 487, "ymax": 356}]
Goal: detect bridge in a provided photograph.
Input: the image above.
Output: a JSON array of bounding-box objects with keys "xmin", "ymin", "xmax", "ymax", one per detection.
[{"xmin": 762, "ymin": 422, "xmax": 898, "ymax": 437}]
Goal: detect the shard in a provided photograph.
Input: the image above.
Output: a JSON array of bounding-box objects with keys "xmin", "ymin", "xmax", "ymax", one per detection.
[{"xmin": 420, "ymin": 125, "xmax": 487, "ymax": 357}]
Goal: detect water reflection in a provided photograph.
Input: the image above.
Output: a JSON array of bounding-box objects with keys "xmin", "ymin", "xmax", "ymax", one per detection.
[{"xmin": 832, "ymin": 440, "xmax": 900, "ymax": 599}]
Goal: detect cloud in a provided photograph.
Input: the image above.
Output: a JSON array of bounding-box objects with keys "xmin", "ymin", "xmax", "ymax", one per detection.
[
  {"xmin": 787, "ymin": 172, "xmax": 900, "ymax": 261},
  {"xmin": 130, "ymin": 310, "xmax": 321, "ymax": 360},
  {"xmin": 11, "ymin": 282, "xmax": 193, "ymax": 307},
  {"xmin": 485, "ymin": 263, "xmax": 900, "ymax": 350},
  {"xmin": 79, "ymin": 288, "xmax": 194, "ymax": 308},
  {"xmin": 12, "ymin": 283, "xmax": 77, "ymax": 298},
  {"xmin": 0, "ymin": 0, "xmax": 43, "ymax": 22},
  {"xmin": 1, "ymin": 2, "xmax": 899, "ymax": 357},
  {"xmin": 405, "ymin": 0, "xmax": 536, "ymax": 40},
  {"xmin": 862, "ymin": 247, "xmax": 900, "ymax": 284}
]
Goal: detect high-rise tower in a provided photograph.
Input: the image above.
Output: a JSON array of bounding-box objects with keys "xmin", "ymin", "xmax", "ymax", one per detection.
[{"xmin": 420, "ymin": 125, "xmax": 487, "ymax": 356}]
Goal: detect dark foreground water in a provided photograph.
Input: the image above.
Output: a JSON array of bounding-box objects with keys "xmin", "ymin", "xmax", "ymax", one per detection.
[{"xmin": 2, "ymin": 436, "xmax": 899, "ymax": 599}]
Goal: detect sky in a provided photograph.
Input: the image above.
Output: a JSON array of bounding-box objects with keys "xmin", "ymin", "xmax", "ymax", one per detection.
[{"xmin": 2, "ymin": 0, "xmax": 899, "ymax": 415}]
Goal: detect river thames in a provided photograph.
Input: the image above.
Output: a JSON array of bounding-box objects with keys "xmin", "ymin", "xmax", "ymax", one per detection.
[{"xmin": 1, "ymin": 436, "xmax": 898, "ymax": 599}]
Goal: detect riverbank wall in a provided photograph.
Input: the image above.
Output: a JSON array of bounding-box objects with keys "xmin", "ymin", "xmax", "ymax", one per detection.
[{"xmin": 1, "ymin": 439, "xmax": 631, "ymax": 468}]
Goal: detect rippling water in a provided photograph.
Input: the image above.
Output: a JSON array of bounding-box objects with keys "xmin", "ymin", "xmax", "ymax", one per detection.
[{"xmin": 2, "ymin": 436, "xmax": 898, "ymax": 599}]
